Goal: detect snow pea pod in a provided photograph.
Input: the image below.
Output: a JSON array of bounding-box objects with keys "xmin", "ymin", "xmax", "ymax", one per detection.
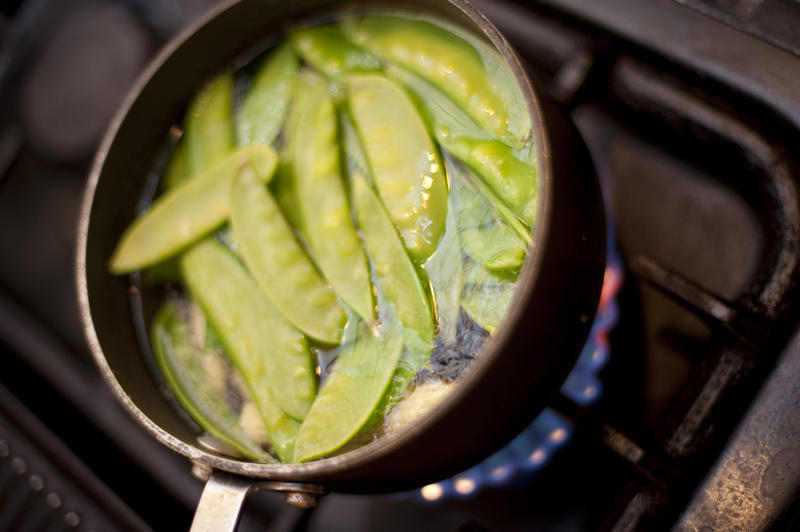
[
  {"xmin": 163, "ymin": 140, "xmax": 189, "ymax": 190},
  {"xmin": 183, "ymin": 240, "xmax": 316, "ymax": 422},
  {"xmin": 293, "ymin": 321, "xmax": 404, "ymax": 462},
  {"xmin": 289, "ymin": 24, "xmax": 380, "ymax": 79},
  {"xmin": 451, "ymin": 163, "xmax": 527, "ymax": 276},
  {"xmin": 184, "ymin": 72, "xmax": 235, "ymax": 178},
  {"xmin": 446, "ymin": 137, "xmax": 536, "ymax": 226},
  {"xmin": 344, "ymin": 15, "xmax": 531, "ymax": 148},
  {"xmin": 422, "ymin": 202, "xmax": 462, "ymax": 344},
  {"xmin": 151, "ymin": 298, "xmax": 272, "ymax": 462},
  {"xmin": 109, "ymin": 144, "xmax": 277, "ymax": 274},
  {"xmin": 347, "ymin": 73, "xmax": 448, "ymax": 263},
  {"xmin": 339, "ymin": 112, "xmax": 372, "ymax": 187},
  {"xmin": 352, "ymin": 173, "xmax": 435, "ymax": 357},
  {"xmin": 389, "ymin": 66, "xmax": 536, "ymax": 226},
  {"xmin": 287, "ymin": 71, "xmax": 373, "ymax": 322},
  {"xmin": 230, "ymin": 160, "xmax": 346, "ymax": 346},
  {"xmin": 237, "ymin": 44, "xmax": 298, "ymax": 147},
  {"xmin": 460, "ymin": 259, "xmax": 516, "ymax": 334},
  {"xmin": 180, "ymin": 240, "xmax": 310, "ymax": 461}
]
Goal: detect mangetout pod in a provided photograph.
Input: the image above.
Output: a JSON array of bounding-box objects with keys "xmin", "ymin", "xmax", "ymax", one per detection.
[{"xmin": 76, "ymin": 0, "xmax": 605, "ymax": 529}]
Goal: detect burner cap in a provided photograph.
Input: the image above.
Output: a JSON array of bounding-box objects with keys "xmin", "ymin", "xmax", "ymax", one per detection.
[{"xmin": 21, "ymin": 5, "xmax": 151, "ymax": 161}]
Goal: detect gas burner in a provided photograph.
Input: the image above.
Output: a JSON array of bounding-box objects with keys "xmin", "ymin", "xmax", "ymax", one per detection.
[{"xmin": 407, "ymin": 240, "xmax": 623, "ymax": 503}]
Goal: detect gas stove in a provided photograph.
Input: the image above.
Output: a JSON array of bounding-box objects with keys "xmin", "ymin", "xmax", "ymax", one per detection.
[{"xmin": 1, "ymin": 0, "xmax": 799, "ymax": 530}]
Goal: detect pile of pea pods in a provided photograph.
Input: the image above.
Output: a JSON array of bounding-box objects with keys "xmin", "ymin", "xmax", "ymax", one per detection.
[{"xmin": 109, "ymin": 14, "xmax": 537, "ymax": 464}]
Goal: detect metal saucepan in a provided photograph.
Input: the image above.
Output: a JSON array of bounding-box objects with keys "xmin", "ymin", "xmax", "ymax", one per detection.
[{"xmin": 76, "ymin": 0, "xmax": 606, "ymax": 528}]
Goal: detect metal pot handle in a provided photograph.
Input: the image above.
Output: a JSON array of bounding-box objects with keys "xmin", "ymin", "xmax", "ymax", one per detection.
[{"xmin": 190, "ymin": 470, "xmax": 325, "ymax": 532}]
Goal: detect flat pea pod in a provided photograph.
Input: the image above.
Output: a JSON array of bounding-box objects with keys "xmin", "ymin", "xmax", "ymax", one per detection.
[
  {"xmin": 422, "ymin": 202, "xmax": 462, "ymax": 344},
  {"xmin": 269, "ymin": 157, "xmax": 303, "ymax": 232},
  {"xmin": 339, "ymin": 112, "xmax": 372, "ymax": 187},
  {"xmin": 293, "ymin": 321, "xmax": 405, "ymax": 462},
  {"xmin": 287, "ymin": 71, "xmax": 373, "ymax": 322},
  {"xmin": 445, "ymin": 137, "xmax": 536, "ymax": 226},
  {"xmin": 460, "ymin": 259, "xmax": 517, "ymax": 334},
  {"xmin": 230, "ymin": 160, "xmax": 346, "ymax": 346},
  {"xmin": 389, "ymin": 66, "xmax": 536, "ymax": 226},
  {"xmin": 184, "ymin": 72, "xmax": 235, "ymax": 178},
  {"xmin": 180, "ymin": 239, "xmax": 311, "ymax": 461},
  {"xmin": 289, "ymin": 25, "xmax": 380, "ymax": 79},
  {"xmin": 237, "ymin": 44, "xmax": 299, "ymax": 147},
  {"xmin": 451, "ymin": 163, "xmax": 527, "ymax": 276},
  {"xmin": 347, "ymin": 73, "xmax": 448, "ymax": 263},
  {"xmin": 386, "ymin": 64, "xmax": 491, "ymax": 144},
  {"xmin": 352, "ymin": 173, "xmax": 434, "ymax": 357},
  {"xmin": 460, "ymin": 225, "xmax": 526, "ymax": 275},
  {"xmin": 151, "ymin": 298, "xmax": 272, "ymax": 462},
  {"xmin": 109, "ymin": 144, "xmax": 278, "ymax": 274},
  {"xmin": 344, "ymin": 15, "xmax": 531, "ymax": 148},
  {"xmin": 162, "ymin": 140, "xmax": 189, "ymax": 190}
]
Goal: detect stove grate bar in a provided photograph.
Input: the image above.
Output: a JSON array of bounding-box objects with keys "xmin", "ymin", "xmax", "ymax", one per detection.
[{"xmin": 630, "ymin": 255, "xmax": 772, "ymax": 351}]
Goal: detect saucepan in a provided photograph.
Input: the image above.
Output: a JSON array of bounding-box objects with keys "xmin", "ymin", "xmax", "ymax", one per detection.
[{"xmin": 76, "ymin": 0, "xmax": 606, "ymax": 529}]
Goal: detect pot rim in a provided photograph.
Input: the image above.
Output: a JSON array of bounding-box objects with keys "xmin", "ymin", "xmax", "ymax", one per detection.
[{"xmin": 76, "ymin": 0, "xmax": 555, "ymax": 482}]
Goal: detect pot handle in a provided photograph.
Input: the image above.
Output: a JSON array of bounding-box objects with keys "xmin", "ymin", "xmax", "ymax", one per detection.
[{"xmin": 190, "ymin": 469, "xmax": 326, "ymax": 532}]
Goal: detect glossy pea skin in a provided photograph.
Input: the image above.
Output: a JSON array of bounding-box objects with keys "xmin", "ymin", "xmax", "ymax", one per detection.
[
  {"xmin": 237, "ymin": 44, "xmax": 299, "ymax": 147},
  {"xmin": 451, "ymin": 164, "xmax": 527, "ymax": 276},
  {"xmin": 229, "ymin": 160, "xmax": 346, "ymax": 346},
  {"xmin": 344, "ymin": 15, "xmax": 531, "ymax": 148},
  {"xmin": 184, "ymin": 72, "xmax": 236, "ymax": 178},
  {"xmin": 180, "ymin": 239, "xmax": 310, "ymax": 461},
  {"xmin": 422, "ymin": 201, "xmax": 462, "ymax": 344},
  {"xmin": 390, "ymin": 66, "xmax": 537, "ymax": 226},
  {"xmin": 287, "ymin": 71, "xmax": 373, "ymax": 323},
  {"xmin": 347, "ymin": 73, "xmax": 448, "ymax": 263},
  {"xmin": 352, "ymin": 173, "xmax": 435, "ymax": 359},
  {"xmin": 289, "ymin": 25, "xmax": 380, "ymax": 79},
  {"xmin": 109, "ymin": 144, "xmax": 278, "ymax": 274},
  {"xmin": 446, "ymin": 137, "xmax": 536, "ymax": 226},
  {"xmin": 339, "ymin": 112, "xmax": 373, "ymax": 187},
  {"xmin": 460, "ymin": 259, "xmax": 516, "ymax": 334},
  {"xmin": 162, "ymin": 139, "xmax": 189, "ymax": 190},
  {"xmin": 293, "ymin": 321, "xmax": 404, "ymax": 462},
  {"xmin": 151, "ymin": 299, "xmax": 273, "ymax": 462}
]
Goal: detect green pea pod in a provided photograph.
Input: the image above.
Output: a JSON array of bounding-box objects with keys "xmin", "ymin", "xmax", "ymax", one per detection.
[
  {"xmin": 230, "ymin": 159, "xmax": 346, "ymax": 346},
  {"xmin": 339, "ymin": 112, "xmax": 373, "ymax": 188},
  {"xmin": 389, "ymin": 66, "xmax": 537, "ymax": 226},
  {"xmin": 180, "ymin": 239, "xmax": 312, "ymax": 461},
  {"xmin": 460, "ymin": 225, "xmax": 526, "ymax": 275},
  {"xmin": 109, "ymin": 145, "xmax": 278, "ymax": 274},
  {"xmin": 352, "ymin": 173, "xmax": 435, "ymax": 358},
  {"xmin": 422, "ymin": 202, "xmax": 462, "ymax": 344},
  {"xmin": 289, "ymin": 24, "xmax": 380, "ymax": 79},
  {"xmin": 460, "ymin": 259, "xmax": 517, "ymax": 334},
  {"xmin": 344, "ymin": 15, "xmax": 531, "ymax": 148},
  {"xmin": 237, "ymin": 44, "xmax": 299, "ymax": 147},
  {"xmin": 185, "ymin": 72, "xmax": 235, "ymax": 178},
  {"xmin": 446, "ymin": 137, "xmax": 536, "ymax": 226},
  {"xmin": 466, "ymin": 160, "xmax": 532, "ymax": 245},
  {"xmin": 386, "ymin": 64, "xmax": 491, "ymax": 143},
  {"xmin": 163, "ymin": 140, "xmax": 189, "ymax": 190},
  {"xmin": 151, "ymin": 298, "xmax": 272, "ymax": 462},
  {"xmin": 347, "ymin": 73, "xmax": 448, "ymax": 263},
  {"xmin": 451, "ymin": 162, "xmax": 528, "ymax": 276},
  {"xmin": 269, "ymin": 157, "xmax": 303, "ymax": 231},
  {"xmin": 287, "ymin": 71, "xmax": 373, "ymax": 323},
  {"xmin": 293, "ymin": 321, "xmax": 405, "ymax": 462}
]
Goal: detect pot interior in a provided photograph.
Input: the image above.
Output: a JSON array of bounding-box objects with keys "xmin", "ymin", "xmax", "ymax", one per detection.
[{"xmin": 78, "ymin": 0, "xmax": 580, "ymax": 489}]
